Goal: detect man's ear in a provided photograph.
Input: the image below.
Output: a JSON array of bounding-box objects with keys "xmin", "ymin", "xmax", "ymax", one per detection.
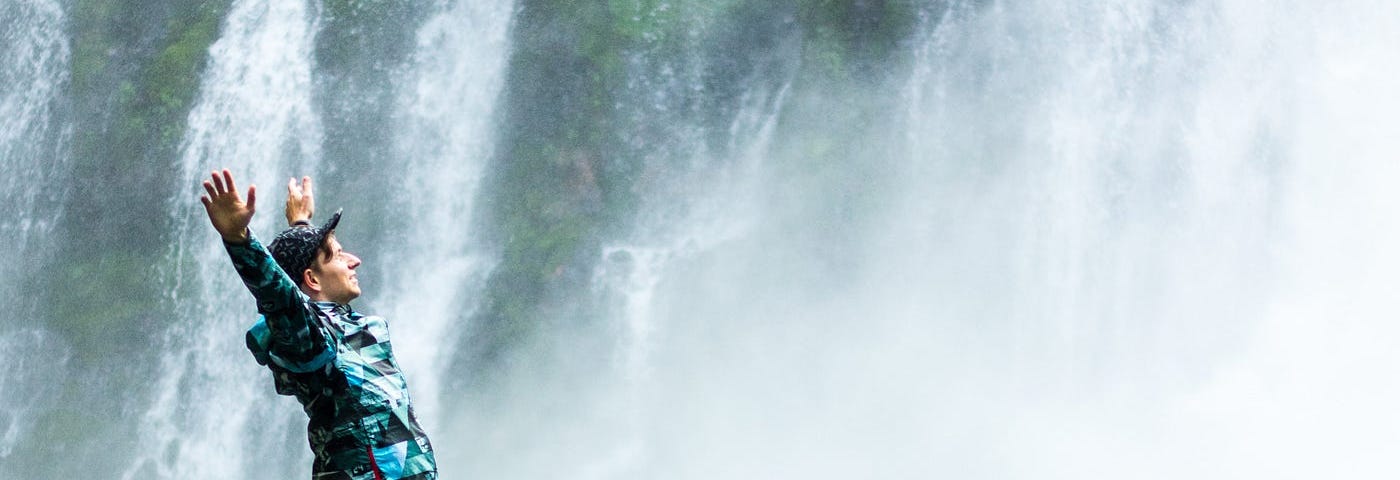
[{"xmin": 302, "ymin": 268, "xmax": 322, "ymax": 293}]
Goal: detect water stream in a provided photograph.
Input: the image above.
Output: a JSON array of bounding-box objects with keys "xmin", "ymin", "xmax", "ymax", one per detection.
[
  {"xmin": 0, "ymin": 0, "xmax": 69, "ymax": 473},
  {"xmin": 126, "ymin": 0, "xmax": 323, "ymax": 477}
]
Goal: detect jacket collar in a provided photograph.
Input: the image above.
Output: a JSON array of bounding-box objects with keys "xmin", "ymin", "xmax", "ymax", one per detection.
[{"xmin": 312, "ymin": 301, "xmax": 354, "ymax": 317}]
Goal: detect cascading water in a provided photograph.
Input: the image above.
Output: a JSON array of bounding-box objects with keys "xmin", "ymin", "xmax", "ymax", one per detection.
[
  {"xmin": 583, "ymin": 84, "xmax": 790, "ymax": 477},
  {"xmin": 375, "ymin": 0, "xmax": 515, "ymax": 439},
  {"xmin": 433, "ymin": 4, "xmax": 804, "ymax": 477},
  {"xmin": 0, "ymin": 0, "xmax": 69, "ymax": 295},
  {"xmin": 596, "ymin": 4, "xmax": 795, "ymax": 389},
  {"xmin": 7, "ymin": 0, "xmax": 1400, "ymax": 478},
  {"xmin": 122, "ymin": 0, "xmax": 517, "ymax": 477},
  {"xmin": 892, "ymin": 1, "xmax": 1281, "ymax": 391},
  {"xmin": 456, "ymin": 1, "xmax": 1400, "ymax": 479},
  {"xmin": 884, "ymin": 5, "xmax": 1400, "ymax": 478},
  {"xmin": 0, "ymin": 0, "xmax": 69, "ymax": 474},
  {"xmin": 585, "ymin": 37, "xmax": 793, "ymax": 480},
  {"xmin": 594, "ymin": 2, "xmax": 1397, "ymax": 479},
  {"xmin": 125, "ymin": 0, "xmax": 323, "ymax": 478}
]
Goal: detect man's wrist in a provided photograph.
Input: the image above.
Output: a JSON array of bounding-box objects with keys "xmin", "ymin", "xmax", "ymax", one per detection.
[
  {"xmin": 221, "ymin": 228, "xmax": 251, "ymax": 245},
  {"xmin": 290, "ymin": 217, "xmax": 311, "ymax": 227}
]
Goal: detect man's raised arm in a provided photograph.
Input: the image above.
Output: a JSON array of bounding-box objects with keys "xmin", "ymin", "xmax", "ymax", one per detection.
[
  {"xmin": 201, "ymin": 168, "xmax": 300, "ymax": 310},
  {"xmin": 201, "ymin": 169, "xmax": 329, "ymax": 371}
]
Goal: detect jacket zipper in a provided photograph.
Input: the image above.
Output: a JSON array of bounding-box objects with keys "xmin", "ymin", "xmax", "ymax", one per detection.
[{"xmin": 368, "ymin": 445, "xmax": 385, "ymax": 480}]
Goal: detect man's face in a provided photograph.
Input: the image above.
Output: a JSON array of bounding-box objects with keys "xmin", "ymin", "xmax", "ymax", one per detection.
[{"xmin": 309, "ymin": 235, "xmax": 361, "ymax": 304}]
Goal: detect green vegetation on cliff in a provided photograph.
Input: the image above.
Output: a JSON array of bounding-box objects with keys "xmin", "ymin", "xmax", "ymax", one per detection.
[{"xmin": 52, "ymin": 0, "xmax": 230, "ymax": 358}]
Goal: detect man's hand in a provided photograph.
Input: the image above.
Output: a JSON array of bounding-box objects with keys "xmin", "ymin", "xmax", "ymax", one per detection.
[
  {"xmin": 200, "ymin": 169, "xmax": 256, "ymax": 244},
  {"xmin": 285, "ymin": 176, "xmax": 315, "ymax": 226}
]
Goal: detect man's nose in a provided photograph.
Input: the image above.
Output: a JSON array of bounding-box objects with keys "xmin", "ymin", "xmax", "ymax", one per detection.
[{"xmin": 346, "ymin": 253, "xmax": 361, "ymax": 269}]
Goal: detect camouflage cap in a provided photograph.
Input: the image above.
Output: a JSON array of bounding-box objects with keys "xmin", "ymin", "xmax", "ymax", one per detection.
[{"xmin": 269, "ymin": 209, "xmax": 342, "ymax": 286}]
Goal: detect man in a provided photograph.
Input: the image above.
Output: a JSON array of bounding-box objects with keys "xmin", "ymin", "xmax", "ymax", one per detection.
[{"xmin": 200, "ymin": 169, "xmax": 437, "ymax": 480}]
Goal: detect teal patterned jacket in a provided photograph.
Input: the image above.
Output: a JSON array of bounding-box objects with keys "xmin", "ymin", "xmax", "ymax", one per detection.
[{"xmin": 226, "ymin": 234, "xmax": 436, "ymax": 480}]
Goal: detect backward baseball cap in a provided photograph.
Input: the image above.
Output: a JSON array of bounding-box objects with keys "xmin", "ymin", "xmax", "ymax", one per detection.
[{"xmin": 269, "ymin": 209, "xmax": 342, "ymax": 286}]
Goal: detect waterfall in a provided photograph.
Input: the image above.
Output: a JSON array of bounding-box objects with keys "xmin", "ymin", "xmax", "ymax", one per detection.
[
  {"xmin": 0, "ymin": 0, "xmax": 69, "ymax": 290},
  {"xmin": 0, "ymin": 0, "xmax": 69, "ymax": 472},
  {"xmin": 892, "ymin": 0, "xmax": 1288, "ymax": 387},
  {"xmin": 120, "ymin": 0, "xmax": 518, "ymax": 477},
  {"xmin": 631, "ymin": 1, "xmax": 1396, "ymax": 478},
  {"xmin": 447, "ymin": 3, "xmax": 801, "ymax": 477},
  {"xmin": 583, "ymin": 55, "xmax": 792, "ymax": 480},
  {"xmin": 583, "ymin": 83, "xmax": 790, "ymax": 477},
  {"xmin": 6, "ymin": 0, "xmax": 1400, "ymax": 478},
  {"xmin": 125, "ymin": 0, "xmax": 323, "ymax": 478},
  {"xmin": 376, "ymin": 0, "xmax": 514, "ymax": 446},
  {"xmin": 456, "ymin": 1, "xmax": 1400, "ymax": 478}
]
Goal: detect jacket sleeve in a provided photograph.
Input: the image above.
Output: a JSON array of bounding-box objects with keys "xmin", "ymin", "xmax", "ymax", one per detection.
[{"xmin": 226, "ymin": 233, "xmax": 335, "ymax": 372}]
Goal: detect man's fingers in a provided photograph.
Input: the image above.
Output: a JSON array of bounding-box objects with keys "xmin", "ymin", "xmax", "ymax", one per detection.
[
  {"xmin": 203, "ymin": 180, "xmax": 217, "ymax": 198},
  {"xmin": 200, "ymin": 195, "xmax": 212, "ymax": 208},
  {"xmin": 288, "ymin": 177, "xmax": 298, "ymax": 196},
  {"xmin": 246, "ymin": 185, "xmax": 257, "ymax": 211},
  {"xmin": 222, "ymin": 169, "xmax": 238, "ymax": 199},
  {"xmin": 302, "ymin": 176, "xmax": 313, "ymax": 196},
  {"xmin": 210, "ymin": 171, "xmax": 225, "ymax": 194}
]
